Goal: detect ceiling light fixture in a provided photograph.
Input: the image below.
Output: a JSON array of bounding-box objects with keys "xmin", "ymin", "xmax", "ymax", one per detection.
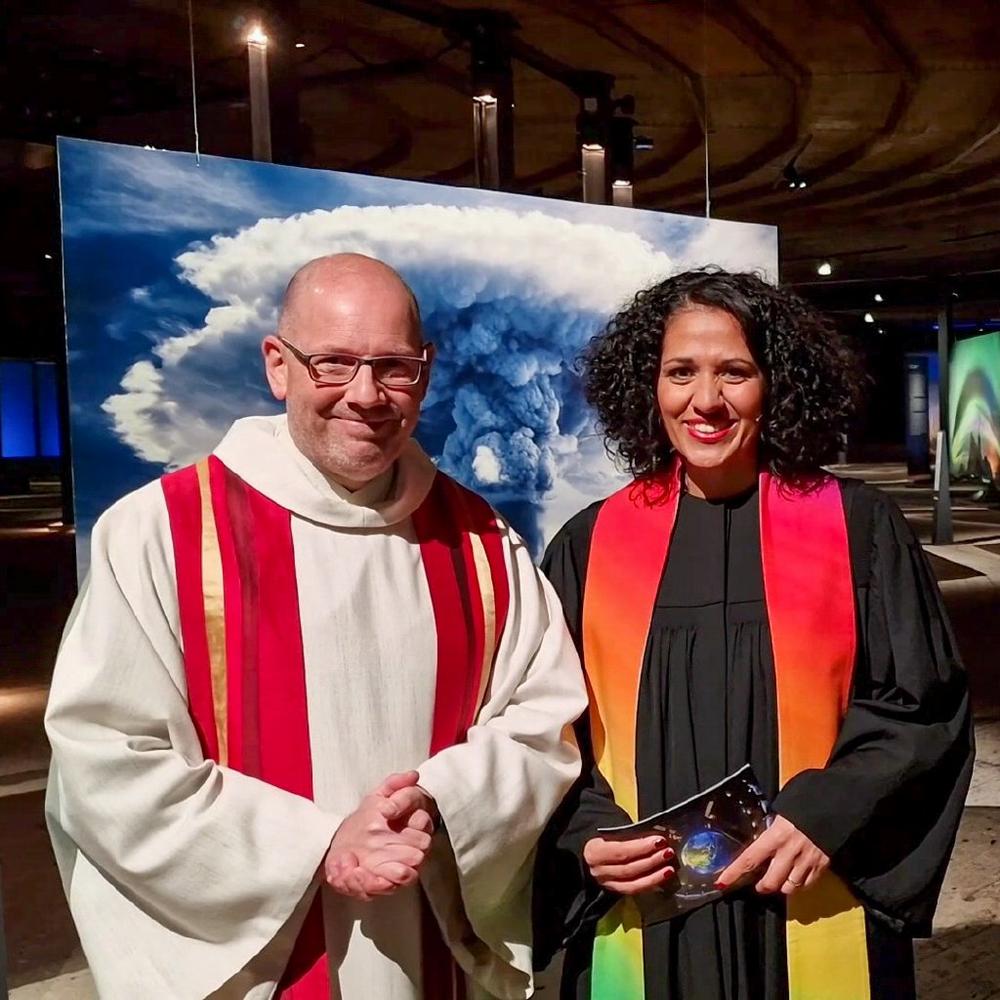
[
  {"xmin": 864, "ymin": 312, "xmax": 875, "ymax": 324},
  {"xmin": 817, "ymin": 262, "xmax": 833, "ymax": 276},
  {"xmin": 874, "ymin": 293, "xmax": 884, "ymax": 302},
  {"xmin": 295, "ymin": 42, "xmax": 305, "ymax": 49}
]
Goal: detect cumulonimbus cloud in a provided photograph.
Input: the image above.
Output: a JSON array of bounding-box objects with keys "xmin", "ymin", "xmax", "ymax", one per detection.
[{"xmin": 102, "ymin": 201, "xmax": 776, "ymax": 550}]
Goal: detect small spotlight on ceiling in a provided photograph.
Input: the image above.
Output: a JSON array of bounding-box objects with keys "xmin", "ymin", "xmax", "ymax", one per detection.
[
  {"xmin": 247, "ymin": 24, "xmax": 268, "ymax": 45},
  {"xmin": 473, "ymin": 93, "xmax": 498, "ymax": 106},
  {"xmin": 582, "ymin": 142, "xmax": 605, "ymax": 152},
  {"xmin": 43, "ymin": 253, "xmax": 53, "ymax": 260},
  {"xmin": 864, "ymin": 312, "xmax": 875, "ymax": 324},
  {"xmin": 817, "ymin": 262, "xmax": 833, "ymax": 277},
  {"xmin": 295, "ymin": 42, "xmax": 305, "ymax": 49},
  {"xmin": 878, "ymin": 328, "xmax": 884, "ymax": 334},
  {"xmin": 782, "ymin": 162, "xmax": 808, "ymax": 191},
  {"xmin": 874, "ymin": 293, "xmax": 884, "ymax": 302}
]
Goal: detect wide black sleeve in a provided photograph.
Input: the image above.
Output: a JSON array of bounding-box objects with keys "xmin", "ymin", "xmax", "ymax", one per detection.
[
  {"xmin": 532, "ymin": 507, "xmax": 632, "ymax": 969},
  {"xmin": 772, "ymin": 488, "xmax": 974, "ymax": 935}
]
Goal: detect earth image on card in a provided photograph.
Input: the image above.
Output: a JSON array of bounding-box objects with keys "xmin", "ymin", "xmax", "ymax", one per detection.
[{"xmin": 679, "ymin": 828, "xmax": 742, "ymax": 877}]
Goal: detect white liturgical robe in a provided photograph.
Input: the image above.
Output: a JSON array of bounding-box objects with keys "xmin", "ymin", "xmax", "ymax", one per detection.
[{"xmin": 45, "ymin": 415, "xmax": 587, "ymax": 1000}]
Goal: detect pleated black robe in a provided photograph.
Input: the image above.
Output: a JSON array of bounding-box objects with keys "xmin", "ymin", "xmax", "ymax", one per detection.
[{"xmin": 534, "ymin": 478, "xmax": 973, "ymax": 1000}]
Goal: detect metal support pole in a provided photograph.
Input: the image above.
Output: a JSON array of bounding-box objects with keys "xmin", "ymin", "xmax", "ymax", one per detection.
[
  {"xmin": 247, "ymin": 27, "xmax": 273, "ymax": 162},
  {"xmin": 473, "ymin": 97, "xmax": 501, "ymax": 189},
  {"xmin": 581, "ymin": 143, "xmax": 608, "ymax": 204},
  {"xmin": 933, "ymin": 298, "xmax": 954, "ymax": 544},
  {"xmin": 468, "ymin": 12, "xmax": 515, "ymax": 190}
]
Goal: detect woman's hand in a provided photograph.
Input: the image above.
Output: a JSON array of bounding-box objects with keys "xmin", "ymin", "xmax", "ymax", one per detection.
[
  {"xmin": 583, "ymin": 835, "xmax": 676, "ymax": 895},
  {"xmin": 715, "ymin": 815, "xmax": 829, "ymax": 896}
]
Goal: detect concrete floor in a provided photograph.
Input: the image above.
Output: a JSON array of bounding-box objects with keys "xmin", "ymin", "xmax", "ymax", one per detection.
[{"xmin": 1, "ymin": 472, "xmax": 999, "ymax": 998}]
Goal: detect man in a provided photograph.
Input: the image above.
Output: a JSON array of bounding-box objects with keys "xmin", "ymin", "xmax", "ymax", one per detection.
[{"xmin": 46, "ymin": 253, "xmax": 587, "ymax": 999}]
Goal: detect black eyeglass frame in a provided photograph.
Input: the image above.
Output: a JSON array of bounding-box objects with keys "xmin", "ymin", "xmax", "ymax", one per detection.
[{"xmin": 278, "ymin": 336, "xmax": 432, "ymax": 387}]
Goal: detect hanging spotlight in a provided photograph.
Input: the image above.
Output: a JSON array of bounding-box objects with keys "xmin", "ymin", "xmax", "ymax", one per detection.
[
  {"xmin": 466, "ymin": 11, "xmax": 516, "ymax": 190},
  {"xmin": 874, "ymin": 293, "xmax": 884, "ymax": 302},
  {"xmin": 817, "ymin": 261, "xmax": 833, "ymax": 277},
  {"xmin": 864, "ymin": 312, "xmax": 875, "ymax": 324},
  {"xmin": 295, "ymin": 42, "xmax": 305, "ymax": 49}
]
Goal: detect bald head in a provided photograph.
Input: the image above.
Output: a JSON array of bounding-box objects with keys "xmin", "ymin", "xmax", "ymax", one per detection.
[
  {"xmin": 262, "ymin": 252, "xmax": 432, "ymax": 490},
  {"xmin": 278, "ymin": 253, "xmax": 421, "ymax": 345}
]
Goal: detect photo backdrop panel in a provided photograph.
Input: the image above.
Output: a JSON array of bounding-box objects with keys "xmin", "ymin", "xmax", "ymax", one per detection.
[
  {"xmin": 950, "ymin": 331, "xmax": 1000, "ymax": 485},
  {"xmin": 59, "ymin": 138, "xmax": 778, "ymax": 569}
]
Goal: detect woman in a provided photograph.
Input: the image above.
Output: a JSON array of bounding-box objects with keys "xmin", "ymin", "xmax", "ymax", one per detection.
[{"xmin": 535, "ymin": 269, "xmax": 973, "ymax": 999}]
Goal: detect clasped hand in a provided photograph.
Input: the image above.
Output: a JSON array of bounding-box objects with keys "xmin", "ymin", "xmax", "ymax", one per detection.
[
  {"xmin": 583, "ymin": 815, "xmax": 828, "ymax": 898},
  {"xmin": 325, "ymin": 770, "xmax": 436, "ymax": 902}
]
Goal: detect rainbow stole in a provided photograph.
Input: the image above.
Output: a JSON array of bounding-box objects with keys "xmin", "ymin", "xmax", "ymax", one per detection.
[
  {"xmin": 581, "ymin": 464, "xmax": 870, "ymax": 1000},
  {"xmin": 161, "ymin": 455, "xmax": 510, "ymax": 1000}
]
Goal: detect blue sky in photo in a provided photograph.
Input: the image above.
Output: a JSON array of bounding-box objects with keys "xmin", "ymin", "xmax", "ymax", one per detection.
[{"xmin": 59, "ymin": 137, "xmax": 778, "ymax": 568}]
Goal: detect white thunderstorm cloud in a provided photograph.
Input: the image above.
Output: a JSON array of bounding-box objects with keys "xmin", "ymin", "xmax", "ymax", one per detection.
[{"xmin": 102, "ymin": 201, "xmax": 776, "ymax": 549}]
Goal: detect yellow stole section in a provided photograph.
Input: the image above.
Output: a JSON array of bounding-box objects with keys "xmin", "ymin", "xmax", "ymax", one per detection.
[{"xmin": 582, "ymin": 465, "xmax": 871, "ymax": 999}]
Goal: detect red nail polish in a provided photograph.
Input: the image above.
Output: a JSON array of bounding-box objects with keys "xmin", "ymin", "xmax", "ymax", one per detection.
[
  {"xmin": 714, "ymin": 881, "xmax": 728, "ymax": 890},
  {"xmin": 663, "ymin": 848, "xmax": 675, "ymax": 859}
]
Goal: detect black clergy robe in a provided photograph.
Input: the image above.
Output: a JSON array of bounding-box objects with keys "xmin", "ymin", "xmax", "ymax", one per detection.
[{"xmin": 535, "ymin": 478, "xmax": 973, "ymax": 1000}]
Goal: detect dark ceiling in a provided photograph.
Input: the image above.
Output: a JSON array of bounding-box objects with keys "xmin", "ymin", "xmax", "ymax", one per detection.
[{"xmin": 2, "ymin": 0, "xmax": 1000, "ymax": 355}]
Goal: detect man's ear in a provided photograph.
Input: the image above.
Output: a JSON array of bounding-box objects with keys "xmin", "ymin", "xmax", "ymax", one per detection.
[{"xmin": 262, "ymin": 335, "xmax": 288, "ymax": 401}]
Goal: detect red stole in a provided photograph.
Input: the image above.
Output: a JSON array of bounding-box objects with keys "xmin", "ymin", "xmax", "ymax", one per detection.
[
  {"xmin": 161, "ymin": 456, "xmax": 510, "ymax": 999},
  {"xmin": 581, "ymin": 463, "xmax": 871, "ymax": 1000}
]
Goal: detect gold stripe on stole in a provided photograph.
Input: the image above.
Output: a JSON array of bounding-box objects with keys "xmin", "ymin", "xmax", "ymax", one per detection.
[
  {"xmin": 787, "ymin": 874, "xmax": 870, "ymax": 1000},
  {"xmin": 195, "ymin": 459, "xmax": 229, "ymax": 767},
  {"xmin": 467, "ymin": 530, "xmax": 497, "ymax": 720}
]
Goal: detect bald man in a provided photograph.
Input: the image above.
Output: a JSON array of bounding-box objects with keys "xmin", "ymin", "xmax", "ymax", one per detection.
[{"xmin": 45, "ymin": 254, "xmax": 586, "ymax": 999}]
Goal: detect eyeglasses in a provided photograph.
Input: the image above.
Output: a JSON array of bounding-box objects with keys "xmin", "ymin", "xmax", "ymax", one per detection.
[{"xmin": 279, "ymin": 337, "xmax": 430, "ymax": 387}]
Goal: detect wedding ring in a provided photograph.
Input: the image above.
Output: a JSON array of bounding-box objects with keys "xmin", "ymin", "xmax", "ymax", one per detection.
[{"xmin": 784, "ymin": 876, "xmax": 803, "ymax": 886}]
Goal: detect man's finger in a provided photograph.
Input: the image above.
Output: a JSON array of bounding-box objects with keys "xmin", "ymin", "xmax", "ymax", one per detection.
[
  {"xmin": 365, "ymin": 845, "xmax": 426, "ymax": 870},
  {"xmin": 405, "ymin": 809, "xmax": 435, "ymax": 836},
  {"xmin": 601, "ymin": 867, "xmax": 676, "ymax": 896},
  {"xmin": 385, "ymin": 786, "xmax": 429, "ymax": 820},
  {"xmin": 397, "ymin": 826, "xmax": 433, "ymax": 852},
  {"xmin": 374, "ymin": 771, "xmax": 420, "ymax": 797},
  {"xmin": 591, "ymin": 848, "xmax": 674, "ymax": 882},
  {"xmin": 370, "ymin": 861, "xmax": 421, "ymax": 887}
]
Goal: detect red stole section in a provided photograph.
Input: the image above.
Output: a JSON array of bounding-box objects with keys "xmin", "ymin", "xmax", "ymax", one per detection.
[
  {"xmin": 582, "ymin": 464, "xmax": 870, "ymax": 999},
  {"xmin": 162, "ymin": 458, "xmax": 510, "ymax": 1000}
]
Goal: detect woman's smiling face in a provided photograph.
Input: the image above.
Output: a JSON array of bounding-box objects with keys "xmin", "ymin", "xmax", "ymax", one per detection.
[{"xmin": 656, "ymin": 305, "xmax": 766, "ymax": 475}]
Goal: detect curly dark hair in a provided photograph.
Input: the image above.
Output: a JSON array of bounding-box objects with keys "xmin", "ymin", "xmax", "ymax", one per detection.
[{"xmin": 582, "ymin": 268, "xmax": 866, "ymax": 478}]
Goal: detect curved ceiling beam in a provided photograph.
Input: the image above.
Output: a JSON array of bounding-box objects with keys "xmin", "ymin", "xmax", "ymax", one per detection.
[
  {"xmin": 633, "ymin": 123, "xmax": 706, "ymax": 183},
  {"xmin": 643, "ymin": 1, "xmax": 812, "ymax": 203},
  {"xmin": 775, "ymin": 139, "xmax": 1000, "ymax": 221},
  {"xmin": 424, "ymin": 157, "xmax": 475, "ymax": 184},
  {"xmin": 708, "ymin": 0, "xmax": 925, "ymax": 212},
  {"xmin": 643, "ymin": 119, "xmax": 801, "ymax": 203},
  {"xmin": 518, "ymin": 0, "xmax": 704, "ymax": 121},
  {"xmin": 517, "ymin": 152, "xmax": 581, "ymax": 192},
  {"xmin": 715, "ymin": 73, "xmax": 919, "ymax": 211},
  {"xmin": 849, "ymin": 0, "xmax": 920, "ymax": 82},
  {"xmin": 703, "ymin": 0, "xmax": 809, "ymax": 87}
]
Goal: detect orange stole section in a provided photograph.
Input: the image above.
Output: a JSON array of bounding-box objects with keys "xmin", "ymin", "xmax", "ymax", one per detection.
[{"xmin": 581, "ymin": 468, "xmax": 870, "ymax": 1000}]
